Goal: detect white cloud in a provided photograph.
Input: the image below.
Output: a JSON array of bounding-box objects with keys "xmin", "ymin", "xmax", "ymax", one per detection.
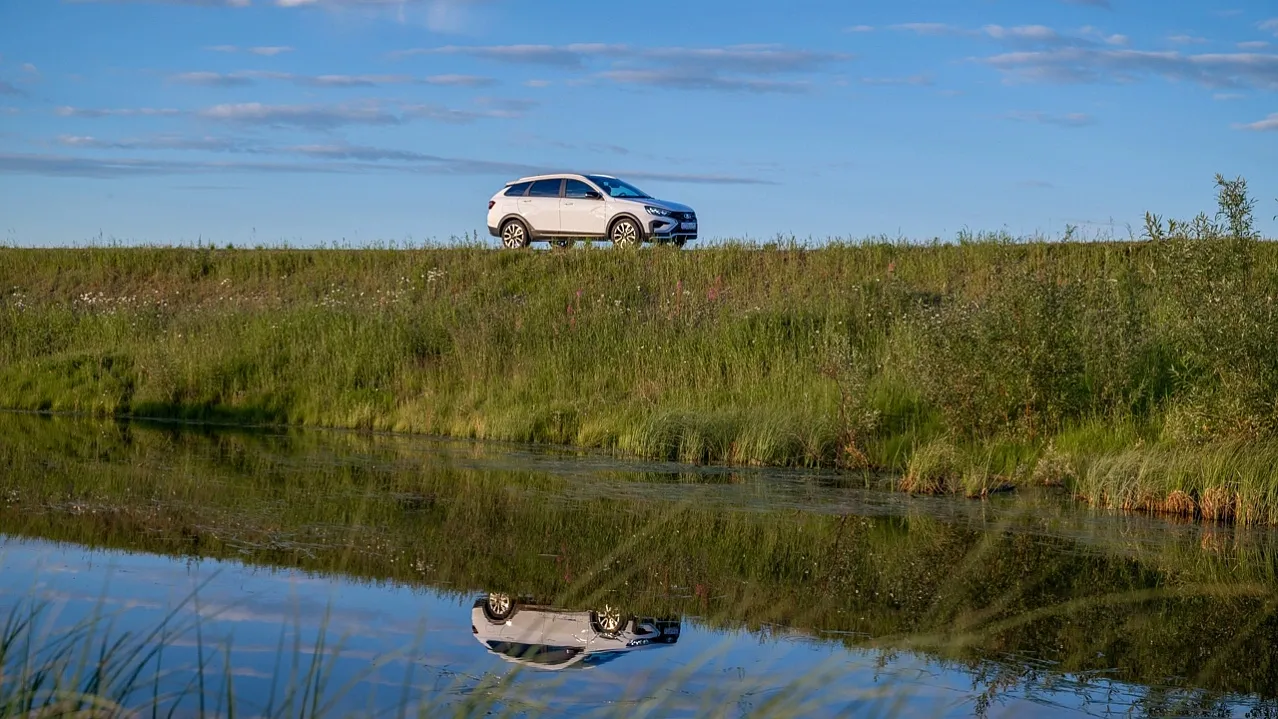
[
  {"xmin": 169, "ymin": 71, "xmax": 495, "ymax": 88},
  {"xmin": 55, "ymin": 106, "xmax": 182, "ymax": 117},
  {"xmin": 393, "ymin": 43, "xmax": 619, "ymax": 67},
  {"xmin": 984, "ymin": 25, "xmax": 1062, "ymax": 43},
  {"xmin": 392, "ymin": 43, "xmax": 848, "ymax": 93},
  {"xmin": 1238, "ymin": 41, "xmax": 1270, "ymax": 50},
  {"xmin": 423, "ymin": 0, "xmax": 476, "ymax": 32},
  {"xmin": 422, "ymin": 74, "xmax": 495, "ymax": 87},
  {"xmin": 982, "ymin": 48, "xmax": 1278, "ymax": 90},
  {"xmin": 21, "ymin": 63, "xmax": 39, "ymax": 75},
  {"xmin": 199, "ymin": 101, "xmax": 402, "ymax": 127},
  {"xmin": 1261, "ymin": 19, "xmax": 1278, "ymax": 36},
  {"xmin": 203, "ymin": 44, "xmax": 292, "ymax": 55},
  {"xmin": 860, "ymin": 75, "xmax": 933, "ymax": 86},
  {"xmin": 524, "ymin": 79, "xmax": 551, "ymax": 88},
  {"xmin": 1237, "ymin": 113, "xmax": 1278, "ymax": 131},
  {"xmin": 70, "ymin": 0, "xmax": 252, "ymax": 6},
  {"xmin": 895, "ymin": 22, "xmax": 1128, "ymax": 48},
  {"xmin": 401, "ymin": 101, "xmax": 533, "ymax": 122},
  {"xmin": 171, "ymin": 71, "xmax": 257, "ymax": 87},
  {"xmin": 0, "ymin": 148, "xmax": 771, "ymax": 185},
  {"xmin": 57, "ymin": 133, "xmax": 261, "ymax": 152},
  {"xmin": 1078, "ymin": 26, "xmax": 1128, "ymax": 46},
  {"xmin": 598, "ymin": 69, "xmax": 809, "ymax": 94},
  {"xmin": 845, "ymin": 25, "xmax": 874, "ymax": 33},
  {"xmin": 1005, "ymin": 110, "xmax": 1096, "ymax": 127},
  {"xmin": 1168, "ymin": 35, "xmax": 1209, "ymax": 45},
  {"xmin": 397, "ymin": 43, "xmax": 848, "ymax": 74},
  {"xmin": 891, "ymin": 23, "xmax": 969, "ymax": 37},
  {"xmin": 58, "ymin": 98, "xmax": 529, "ymax": 128}
]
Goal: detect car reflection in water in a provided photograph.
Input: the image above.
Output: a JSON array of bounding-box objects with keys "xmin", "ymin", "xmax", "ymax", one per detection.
[{"xmin": 471, "ymin": 592, "xmax": 681, "ymax": 671}]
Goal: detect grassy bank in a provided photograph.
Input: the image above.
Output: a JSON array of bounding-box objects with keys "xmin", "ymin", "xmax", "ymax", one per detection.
[{"xmin": 3, "ymin": 178, "xmax": 1278, "ymax": 522}]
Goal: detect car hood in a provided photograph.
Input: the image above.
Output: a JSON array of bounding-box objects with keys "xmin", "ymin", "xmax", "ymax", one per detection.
[{"xmin": 621, "ymin": 197, "xmax": 694, "ymax": 214}]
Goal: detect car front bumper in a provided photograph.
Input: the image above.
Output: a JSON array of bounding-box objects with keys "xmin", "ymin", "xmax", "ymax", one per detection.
[{"xmin": 648, "ymin": 214, "xmax": 697, "ymax": 243}]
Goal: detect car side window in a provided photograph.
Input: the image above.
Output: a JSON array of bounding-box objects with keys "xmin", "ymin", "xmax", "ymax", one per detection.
[
  {"xmin": 528, "ymin": 179, "xmax": 563, "ymax": 198},
  {"xmin": 504, "ymin": 182, "xmax": 532, "ymax": 197},
  {"xmin": 563, "ymin": 180, "xmax": 598, "ymax": 199}
]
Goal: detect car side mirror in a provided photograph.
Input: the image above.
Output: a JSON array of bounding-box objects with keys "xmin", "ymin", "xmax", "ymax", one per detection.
[{"xmin": 584, "ymin": 191, "xmax": 602, "ymax": 200}]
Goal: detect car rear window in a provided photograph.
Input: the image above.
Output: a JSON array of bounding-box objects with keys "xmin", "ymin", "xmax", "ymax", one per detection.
[
  {"xmin": 528, "ymin": 179, "xmax": 563, "ymax": 198},
  {"xmin": 504, "ymin": 182, "xmax": 532, "ymax": 197}
]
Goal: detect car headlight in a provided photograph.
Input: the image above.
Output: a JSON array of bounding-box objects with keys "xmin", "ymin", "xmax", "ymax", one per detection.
[{"xmin": 644, "ymin": 206, "xmax": 672, "ymax": 217}]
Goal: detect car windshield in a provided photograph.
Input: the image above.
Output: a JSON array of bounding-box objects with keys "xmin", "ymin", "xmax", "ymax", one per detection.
[
  {"xmin": 485, "ymin": 642, "xmax": 580, "ymax": 666},
  {"xmin": 586, "ymin": 176, "xmax": 651, "ymax": 199}
]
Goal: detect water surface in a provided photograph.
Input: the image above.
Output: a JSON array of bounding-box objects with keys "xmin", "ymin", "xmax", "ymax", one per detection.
[{"xmin": 1, "ymin": 414, "xmax": 1276, "ymax": 717}]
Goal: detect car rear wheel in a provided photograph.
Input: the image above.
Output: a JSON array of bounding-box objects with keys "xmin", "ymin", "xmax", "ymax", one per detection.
[
  {"xmin": 610, "ymin": 218, "xmax": 642, "ymax": 248},
  {"xmin": 500, "ymin": 220, "xmax": 530, "ymax": 249}
]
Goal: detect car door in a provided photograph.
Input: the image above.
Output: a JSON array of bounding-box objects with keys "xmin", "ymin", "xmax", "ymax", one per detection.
[
  {"xmin": 560, "ymin": 179, "xmax": 607, "ymax": 236},
  {"xmin": 520, "ymin": 179, "xmax": 563, "ymax": 234}
]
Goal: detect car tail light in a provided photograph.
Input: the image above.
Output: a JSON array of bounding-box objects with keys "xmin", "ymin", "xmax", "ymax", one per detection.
[{"xmin": 488, "ymin": 200, "xmax": 495, "ymax": 210}]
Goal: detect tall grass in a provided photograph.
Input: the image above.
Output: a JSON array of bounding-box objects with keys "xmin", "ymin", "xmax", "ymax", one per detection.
[{"xmin": 3, "ymin": 176, "xmax": 1278, "ymax": 521}]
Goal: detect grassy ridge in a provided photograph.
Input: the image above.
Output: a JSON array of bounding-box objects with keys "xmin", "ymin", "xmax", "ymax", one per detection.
[
  {"xmin": 4, "ymin": 188, "xmax": 1278, "ymax": 521},
  {"xmin": 5, "ymin": 414, "xmax": 1278, "ymax": 712}
]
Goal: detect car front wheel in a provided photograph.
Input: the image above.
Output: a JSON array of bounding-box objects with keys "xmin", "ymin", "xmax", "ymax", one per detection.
[
  {"xmin": 610, "ymin": 219, "xmax": 642, "ymax": 248},
  {"xmin": 486, "ymin": 593, "xmax": 515, "ymax": 621},
  {"xmin": 594, "ymin": 605, "xmax": 626, "ymax": 634},
  {"xmin": 500, "ymin": 220, "xmax": 531, "ymax": 249}
]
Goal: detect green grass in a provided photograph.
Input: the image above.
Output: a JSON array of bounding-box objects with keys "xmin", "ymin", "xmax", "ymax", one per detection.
[{"xmin": 3, "ymin": 179, "xmax": 1278, "ymax": 522}]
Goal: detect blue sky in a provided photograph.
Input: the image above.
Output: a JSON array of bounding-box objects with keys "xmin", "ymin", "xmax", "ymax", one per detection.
[{"xmin": 1, "ymin": 0, "xmax": 1276, "ymax": 246}]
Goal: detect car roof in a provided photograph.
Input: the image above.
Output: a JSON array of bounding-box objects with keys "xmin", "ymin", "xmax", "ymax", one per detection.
[{"xmin": 505, "ymin": 173, "xmax": 616, "ymax": 186}]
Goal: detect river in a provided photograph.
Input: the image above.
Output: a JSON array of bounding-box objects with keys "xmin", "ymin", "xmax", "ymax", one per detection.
[{"xmin": 1, "ymin": 414, "xmax": 1275, "ymax": 717}]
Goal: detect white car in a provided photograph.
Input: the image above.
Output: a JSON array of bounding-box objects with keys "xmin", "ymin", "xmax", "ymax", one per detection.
[
  {"xmin": 486, "ymin": 174, "xmax": 698, "ymax": 249},
  {"xmin": 471, "ymin": 593, "xmax": 681, "ymax": 671}
]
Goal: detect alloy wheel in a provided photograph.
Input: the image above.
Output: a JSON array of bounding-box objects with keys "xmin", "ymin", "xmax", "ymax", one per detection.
[
  {"xmin": 487, "ymin": 593, "xmax": 514, "ymax": 619},
  {"xmin": 501, "ymin": 222, "xmax": 529, "ymax": 249},
  {"xmin": 596, "ymin": 605, "xmax": 624, "ymax": 634},
  {"xmin": 611, "ymin": 220, "xmax": 640, "ymax": 248}
]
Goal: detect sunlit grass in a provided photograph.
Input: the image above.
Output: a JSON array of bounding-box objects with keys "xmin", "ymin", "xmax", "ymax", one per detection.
[{"xmin": 4, "ymin": 182, "xmax": 1278, "ymax": 523}]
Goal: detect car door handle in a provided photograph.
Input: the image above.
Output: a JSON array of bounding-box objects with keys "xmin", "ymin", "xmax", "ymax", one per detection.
[{"xmin": 563, "ymin": 201, "xmax": 575, "ymax": 206}]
